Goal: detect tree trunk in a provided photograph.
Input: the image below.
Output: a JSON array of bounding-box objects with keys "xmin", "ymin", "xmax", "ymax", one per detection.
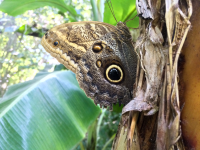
[
  {"xmin": 112, "ymin": 0, "xmax": 193, "ymax": 149},
  {"xmin": 180, "ymin": 0, "xmax": 200, "ymax": 149}
]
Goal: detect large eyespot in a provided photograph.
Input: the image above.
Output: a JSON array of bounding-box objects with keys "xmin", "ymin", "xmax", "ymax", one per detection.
[
  {"xmin": 53, "ymin": 41, "xmax": 59, "ymax": 46},
  {"xmin": 106, "ymin": 65, "xmax": 123, "ymax": 83},
  {"xmin": 92, "ymin": 43, "xmax": 102, "ymax": 53}
]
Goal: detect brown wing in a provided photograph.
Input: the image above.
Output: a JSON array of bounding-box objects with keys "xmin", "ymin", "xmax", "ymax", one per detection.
[
  {"xmin": 41, "ymin": 21, "xmax": 117, "ymax": 73},
  {"xmin": 41, "ymin": 21, "xmax": 137, "ymax": 109}
]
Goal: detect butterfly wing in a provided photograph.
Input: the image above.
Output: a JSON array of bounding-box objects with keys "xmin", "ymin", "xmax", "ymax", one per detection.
[{"xmin": 41, "ymin": 21, "xmax": 137, "ymax": 109}]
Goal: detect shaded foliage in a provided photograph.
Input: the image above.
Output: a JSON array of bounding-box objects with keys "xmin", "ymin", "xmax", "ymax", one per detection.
[{"xmin": 0, "ymin": 0, "xmax": 138, "ymax": 149}]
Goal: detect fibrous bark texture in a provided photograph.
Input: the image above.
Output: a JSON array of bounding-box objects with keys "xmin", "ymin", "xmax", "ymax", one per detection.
[{"xmin": 112, "ymin": 0, "xmax": 192, "ymax": 150}]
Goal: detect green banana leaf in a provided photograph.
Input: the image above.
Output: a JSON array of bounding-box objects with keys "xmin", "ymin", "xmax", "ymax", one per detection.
[
  {"xmin": 103, "ymin": 0, "xmax": 139, "ymax": 28},
  {"xmin": 0, "ymin": 71, "xmax": 101, "ymax": 150},
  {"xmin": 0, "ymin": 0, "xmax": 77, "ymax": 17}
]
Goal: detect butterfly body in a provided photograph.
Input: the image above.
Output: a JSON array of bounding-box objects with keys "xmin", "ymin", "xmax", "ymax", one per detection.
[{"xmin": 41, "ymin": 21, "xmax": 137, "ymax": 109}]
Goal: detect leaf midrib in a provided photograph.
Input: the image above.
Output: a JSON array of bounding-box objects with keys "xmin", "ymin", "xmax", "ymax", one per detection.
[{"xmin": 0, "ymin": 72, "xmax": 59, "ymax": 118}]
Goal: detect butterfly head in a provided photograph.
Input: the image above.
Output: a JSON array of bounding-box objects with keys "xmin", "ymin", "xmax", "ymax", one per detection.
[{"xmin": 41, "ymin": 24, "xmax": 90, "ymax": 73}]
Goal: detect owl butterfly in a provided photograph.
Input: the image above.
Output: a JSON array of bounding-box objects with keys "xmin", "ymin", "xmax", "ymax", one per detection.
[{"xmin": 41, "ymin": 20, "xmax": 137, "ymax": 110}]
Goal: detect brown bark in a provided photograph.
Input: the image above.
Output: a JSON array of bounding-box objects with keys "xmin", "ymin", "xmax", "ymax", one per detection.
[
  {"xmin": 112, "ymin": 0, "xmax": 193, "ymax": 149},
  {"xmin": 180, "ymin": 1, "xmax": 200, "ymax": 149}
]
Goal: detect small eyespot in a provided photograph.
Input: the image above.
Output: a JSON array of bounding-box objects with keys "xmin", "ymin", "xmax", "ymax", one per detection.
[
  {"xmin": 96, "ymin": 60, "xmax": 102, "ymax": 68},
  {"xmin": 45, "ymin": 32, "xmax": 48, "ymax": 39},
  {"xmin": 106, "ymin": 65, "xmax": 123, "ymax": 83},
  {"xmin": 92, "ymin": 43, "xmax": 102, "ymax": 53},
  {"xmin": 54, "ymin": 41, "xmax": 59, "ymax": 46}
]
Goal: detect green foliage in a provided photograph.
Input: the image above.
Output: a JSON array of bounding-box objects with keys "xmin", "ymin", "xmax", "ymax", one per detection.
[
  {"xmin": 16, "ymin": 24, "xmax": 45, "ymax": 38},
  {"xmin": 17, "ymin": 24, "xmax": 33, "ymax": 34},
  {"xmin": 104, "ymin": 0, "xmax": 139, "ymax": 28},
  {"xmin": 0, "ymin": 0, "xmax": 77, "ymax": 17},
  {"xmin": 0, "ymin": 31, "xmax": 48, "ymax": 97},
  {"xmin": 0, "ymin": 0, "xmax": 139, "ymax": 149},
  {"xmin": 112, "ymin": 103, "xmax": 123, "ymax": 113},
  {"xmin": 0, "ymin": 5, "xmax": 79, "ymax": 97},
  {"xmin": 54, "ymin": 64, "xmax": 67, "ymax": 71},
  {"xmin": 75, "ymin": 109, "xmax": 121, "ymax": 150},
  {"xmin": 0, "ymin": 71, "xmax": 101, "ymax": 150},
  {"xmin": 97, "ymin": 110, "xmax": 121, "ymax": 150},
  {"xmin": 90, "ymin": 0, "xmax": 100, "ymax": 21}
]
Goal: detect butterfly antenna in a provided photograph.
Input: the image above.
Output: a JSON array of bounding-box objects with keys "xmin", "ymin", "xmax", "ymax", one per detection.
[
  {"xmin": 125, "ymin": 14, "xmax": 138, "ymax": 23},
  {"xmin": 109, "ymin": 0, "xmax": 117, "ymax": 21},
  {"xmin": 106, "ymin": 0, "xmax": 118, "ymax": 23}
]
